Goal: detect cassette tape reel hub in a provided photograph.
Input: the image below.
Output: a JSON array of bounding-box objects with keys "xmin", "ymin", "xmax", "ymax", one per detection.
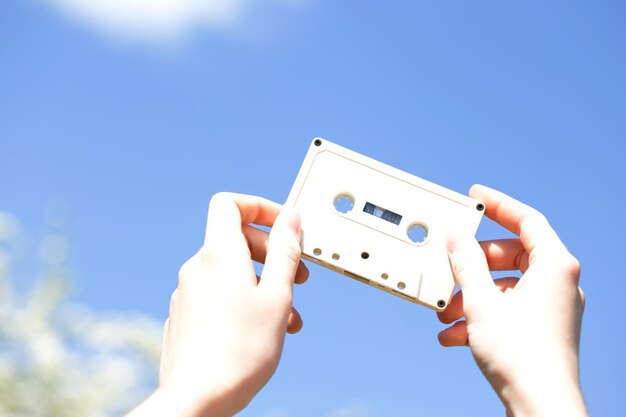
[{"xmin": 286, "ymin": 138, "xmax": 485, "ymax": 311}]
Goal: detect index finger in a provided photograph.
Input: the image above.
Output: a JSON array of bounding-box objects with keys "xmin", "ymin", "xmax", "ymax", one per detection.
[
  {"xmin": 469, "ymin": 184, "xmax": 566, "ymax": 265},
  {"xmin": 203, "ymin": 192, "xmax": 282, "ymax": 259}
]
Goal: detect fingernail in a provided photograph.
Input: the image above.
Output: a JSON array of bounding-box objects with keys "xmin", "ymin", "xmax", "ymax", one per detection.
[
  {"xmin": 280, "ymin": 208, "xmax": 301, "ymax": 234},
  {"xmin": 445, "ymin": 230, "xmax": 473, "ymax": 254},
  {"xmin": 445, "ymin": 231, "xmax": 460, "ymax": 253}
]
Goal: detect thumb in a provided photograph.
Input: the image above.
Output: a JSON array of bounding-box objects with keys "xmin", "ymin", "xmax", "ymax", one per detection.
[
  {"xmin": 446, "ymin": 231, "xmax": 493, "ymax": 311},
  {"xmin": 260, "ymin": 209, "xmax": 303, "ymax": 296}
]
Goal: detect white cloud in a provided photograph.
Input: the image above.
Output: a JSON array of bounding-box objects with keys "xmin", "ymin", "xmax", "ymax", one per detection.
[
  {"xmin": 326, "ymin": 402, "xmax": 378, "ymax": 417},
  {"xmin": 42, "ymin": 0, "xmax": 302, "ymax": 42}
]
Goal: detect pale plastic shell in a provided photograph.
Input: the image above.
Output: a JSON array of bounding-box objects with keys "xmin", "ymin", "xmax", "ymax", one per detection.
[{"xmin": 285, "ymin": 138, "xmax": 485, "ymax": 311}]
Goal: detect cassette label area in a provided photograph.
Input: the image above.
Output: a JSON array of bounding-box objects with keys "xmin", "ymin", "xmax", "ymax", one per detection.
[{"xmin": 286, "ymin": 138, "xmax": 485, "ymax": 311}]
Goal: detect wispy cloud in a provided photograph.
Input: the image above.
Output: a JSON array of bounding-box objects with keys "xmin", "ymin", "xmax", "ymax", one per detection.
[
  {"xmin": 41, "ymin": 0, "xmax": 303, "ymax": 43},
  {"xmin": 326, "ymin": 403, "xmax": 378, "ymax": 417},
  {"xmin": 261, "ymin": 402, "xmax": 378, "ymax": 417}
]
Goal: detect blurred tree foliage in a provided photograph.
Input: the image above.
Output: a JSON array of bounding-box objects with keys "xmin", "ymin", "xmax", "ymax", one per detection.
[{"xmin": 0, "ymin": 210, "xmax": 161, "ymax": 417}]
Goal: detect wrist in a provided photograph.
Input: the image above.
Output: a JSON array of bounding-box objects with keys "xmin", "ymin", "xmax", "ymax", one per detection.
[
  {"xmin": 500, "ymin": 375, "xmax": 587, "ymax": 417},
  {"xmin": 128, "ymin": 382, "xmax": 238, "ymax": 417}
]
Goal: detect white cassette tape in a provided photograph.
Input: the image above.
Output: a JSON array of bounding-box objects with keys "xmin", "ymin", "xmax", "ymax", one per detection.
[{"xmin": 286, "ymin": 138, "xmax": 485, "ymax": 311}]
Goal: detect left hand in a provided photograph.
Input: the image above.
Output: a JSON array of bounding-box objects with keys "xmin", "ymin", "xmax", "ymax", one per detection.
[{"xmin": 127, "ymin": 193, "xmax": 308, "ymax": 417}]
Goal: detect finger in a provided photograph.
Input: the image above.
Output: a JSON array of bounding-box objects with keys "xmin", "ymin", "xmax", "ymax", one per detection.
[
  {"xmin": 447, "ymin": 231, "xmax": 494, "ymax": 311},
  {"xmin": 495, "ymin": 276, "xmax": 521, "ymax": 292},
  {"xmin": 294, "ymin": 262, "xmax": 310, "ymax": 285},
  {"xmin": 437, "ymin": 277, "xmax": 521, "ymax": 324},
  {"xmin": 260, "ymin": 209, "xmax": 303, "ymax": 294},
  {"xmin": 168, "ymin": 287, "xmax": 178, "ymax": 312},
  {"xmin": 579, "ymin": 287, "xmax": 585, "ymax": 311},
  {"xmin": 469, "ymin": 185, "xmax": 566, "ymax": 264},
  {"xmin": 437, "ymin": 290, "xmax": 463, "ymax": 324},
  {"xmin": 438, "ymin": 320, "xmax": 468, "ymax": 347},
  {"xmin": 243, "ymin": 224, "xmax": 310, "ymax": 284},
  {"xmin": 479, "ymin": 239, "xmax": 529, "ymax": 272},
  {"xmin": 287, "ymin": 306, "xmax": 303, "ymax": 334},
  {"xmin": 160, "ymin": 318, "xmax": 171, "ymax": 384},
  {"xmin": 203, "ymin": 193, "xmax": 282, "ymax": 258}
]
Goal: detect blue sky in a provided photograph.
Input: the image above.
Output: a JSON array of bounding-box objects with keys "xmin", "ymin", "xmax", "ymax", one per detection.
[{"xmin": 1, "ymin": 0, "xmax": 625, "ymax": 415}]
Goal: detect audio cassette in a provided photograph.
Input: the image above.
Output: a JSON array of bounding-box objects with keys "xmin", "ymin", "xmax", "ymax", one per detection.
[{"xmin": 285, "ymin": 138, "xmax": 485, "ymax": 311}]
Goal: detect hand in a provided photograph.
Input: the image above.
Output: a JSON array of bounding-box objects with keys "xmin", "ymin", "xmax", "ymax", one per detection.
[
  {"xmin": 437, "ymin": 185, "xmax": 587, "ymax": 417},
  {"xmin": 127, "ymin": 193, "xmax": 308, "ymax": 417}
]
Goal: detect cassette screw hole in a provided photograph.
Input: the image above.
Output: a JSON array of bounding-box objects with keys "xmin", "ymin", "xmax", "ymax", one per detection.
[
  {"xmin": 314, "ymin": 139, "xmax": 322, "ymax": 146},
  {"xmin": 313, "ymin": 248, "xmax": 322, "ymax": 256},
  {"xmin": 361, "ymin": 252, "xmax": 370, "ymax": 259},
  {"xmin": 407, "ymin": 223, "xmax": 429, "ymax": 244},
  {"xmin": 381, "ymin": 273, "xmax": 389, "ymax": 280},
  {"xmin": 332, "ymin": 253, "xmax": 340, "ymax": 260},
  {"xmin": 437, "ymin": 300, "xmax": 446, "ymax": 308},
  {"xmin": 476, "ymin": 203, "xmax": 485, "ymax": 211},
  {"xmin": 397, "ymin": 282, "xmax": 406, "ymax": 290},
  {"xmin": 333, "ymin": 194, "xmax": 355, "ymax": 214}
]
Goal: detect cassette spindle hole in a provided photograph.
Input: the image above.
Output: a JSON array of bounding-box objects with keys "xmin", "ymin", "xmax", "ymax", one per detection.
[
  {"xmin": 333, "ymin": 193, "xmax": 355, "ymax": 214},
  {"xmin": 313, "ymin": 248, "xmax": 322, "ymax": 256},
  {"xmin": 381, "ymin": 273, "xmax": 389, "ymax": 280},
  {"xmin": 397, "ymin": 282, "xmax": 406, "ymax": 290},
  {"xmin": 407, "ymin": 223, "xmax": 429, "ymax": 244},
  {"xmin": 332, "ymin": 253, "xmax": 340, "ymax": 260},
  {"xmin": 476, "ymin": 203, "xmax": 485, "ymax": 212},
  {"xmin": 361, "ymin": 252, "xmax": 370, "ymax": 260}
]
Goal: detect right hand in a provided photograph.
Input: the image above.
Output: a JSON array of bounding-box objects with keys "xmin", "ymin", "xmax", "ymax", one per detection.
[{"xmin": 437, "ymin": 185, "xmax": 587, "ymax": 417}]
